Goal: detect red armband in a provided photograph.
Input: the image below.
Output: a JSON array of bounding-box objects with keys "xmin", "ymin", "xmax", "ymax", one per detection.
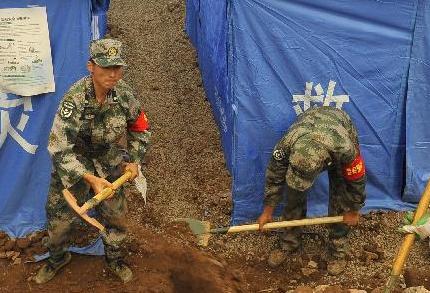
[
  {"xmin": 128, "ymin": 111, "xmax": 149, "ymax": 132},
  {"xmin": 342, "ymin": 154, "xmax": 365, "ymax": 181}
]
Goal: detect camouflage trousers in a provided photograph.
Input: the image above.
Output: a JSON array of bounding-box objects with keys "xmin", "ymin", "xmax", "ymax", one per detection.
[
  {"xmin": 279, "ymin": 171, "xmax": 356, "ymax": 259},
  {"xmin": 45, "ymin": 171, "xmax": 128, "ymax": 265}
]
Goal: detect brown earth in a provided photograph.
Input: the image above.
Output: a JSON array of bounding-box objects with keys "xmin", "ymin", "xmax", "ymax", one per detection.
[{"xmin": 1, "ymin": 0, "xmax": 430, "ymax": 292}]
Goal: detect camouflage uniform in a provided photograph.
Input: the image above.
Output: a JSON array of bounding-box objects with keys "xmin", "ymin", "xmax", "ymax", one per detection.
[
  {"xmin": 264, "ymin": 106, "xmax": 366, "ymax": 259},
  {"xmin": 45, "ymin": 40, "xmax": 151, "ymax": 267}
]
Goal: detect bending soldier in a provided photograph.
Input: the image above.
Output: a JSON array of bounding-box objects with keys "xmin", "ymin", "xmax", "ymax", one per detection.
[{"xmin": 258, "ymin": 106, "xmax": 366, "ymax": 275}]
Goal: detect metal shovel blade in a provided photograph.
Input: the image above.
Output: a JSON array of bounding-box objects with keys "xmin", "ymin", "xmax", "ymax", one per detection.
[{"xmin": 176, "ymin": 218, "xmax": 211, "ymax": 247}]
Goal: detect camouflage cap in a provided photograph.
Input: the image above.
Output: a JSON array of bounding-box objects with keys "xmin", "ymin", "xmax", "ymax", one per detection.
[
  {"xmin": 286, "ymin": 138, "xmax": 329, "ymax": 191},
  {"xmin": 90, "ymin": 38, "xmax": 126, "ymax": 67}
]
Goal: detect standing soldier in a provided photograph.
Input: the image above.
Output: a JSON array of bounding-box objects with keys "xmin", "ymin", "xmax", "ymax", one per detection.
[
  {"xmin": 34, "ymin": 38, "xmax": 151, "ymax": 284},
  {"xmin": 257, "ymin": 106, "xmax": 366, "ymax": 275}
]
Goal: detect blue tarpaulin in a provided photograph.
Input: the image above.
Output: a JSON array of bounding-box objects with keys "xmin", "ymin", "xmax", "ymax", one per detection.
[
  {"xmin": 404, "ymin": 0, "xmax": 430, "ymax": 201},
  {"xmin": 186, "ymin": 0, "xmax": 426, "ymax": 224},
  {"xmin": 1, "ymin": 0, "xmax": 428, "ymax": 240},
  {"xmin": 92, "ymin": 0, "xmax": 110, "ymax": 39},
  {"xmin": 0, "ymin": 0, "xmax": 108, "ymax": 248}
]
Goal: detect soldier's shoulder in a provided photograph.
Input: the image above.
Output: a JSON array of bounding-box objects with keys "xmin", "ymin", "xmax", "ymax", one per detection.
[
  {"xmin": 287, "ymin": 117, "xmax": 313, "ymax": 138},
  {"xmin": 63, "ymin": 76, "xmax": 89, "ymax": 105},
  {"xmin": 57, "ymin": 77, "xmax": 90, "ymax": 120},
  {"xmin": 114, "ymin": 80, "xmax": 140, "ymax": 110},
  {"xmin": 114, "ymin": 79, "xmax": 134, "ymax": 97},
  {"xmin": 279, "ymin": 125, "xmax": 308, "ymax": 151}
]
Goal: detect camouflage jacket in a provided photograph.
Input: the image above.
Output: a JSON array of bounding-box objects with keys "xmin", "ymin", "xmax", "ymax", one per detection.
[
  {"xmin": 48, "ymin": 76, "xmax": 151, "ymax": 189},
  {"xmin": 263, "ymin": 106, "xmax": 366, "ymax": 210}
]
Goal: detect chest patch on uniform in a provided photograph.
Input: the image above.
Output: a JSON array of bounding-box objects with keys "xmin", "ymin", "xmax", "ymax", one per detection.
[
  {"xmin": 273, "ymin": 149, "xmax": 285, "ymax": 161},
  {"xmin": 342, "ymin": 154, "xmax": 365, "ymax": 181},
  {"xmin": 60, "ymin": 101, "xmax": 76, "ymax": 119}
]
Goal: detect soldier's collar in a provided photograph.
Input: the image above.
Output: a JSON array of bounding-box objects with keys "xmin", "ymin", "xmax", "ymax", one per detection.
[
  {"xmin": 84, "ymin": 77, "xmax": 118, "ymax": 106},
  {"xmin": 107, "ymin": 89, "xmax": 119, "ymax": 104},
  {"xmin": 84, "ymin": 77, "xmax": 96, "ymax": 106}
]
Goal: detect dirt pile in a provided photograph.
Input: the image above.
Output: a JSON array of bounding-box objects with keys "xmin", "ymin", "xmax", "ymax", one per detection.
[
  {"xmin": 405, "ymin": 267, "xmax": 430, "ymax": 289},
  {"xmin": 0, "ymin": 220, "xmax": 245, "ymax": 292},
  {"xmin": 0, "ymin": 231, "xmax": 47, "ymax": 265}
]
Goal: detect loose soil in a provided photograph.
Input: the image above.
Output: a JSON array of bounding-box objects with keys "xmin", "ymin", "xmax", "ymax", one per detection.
[{"xmin": 1, "ymin": 1, "xmax": 430, "ymax": 292}]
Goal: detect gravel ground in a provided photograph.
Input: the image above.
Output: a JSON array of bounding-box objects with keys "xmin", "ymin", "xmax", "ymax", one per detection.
[{"xmin": 108, "ymin": 0, "xmax": 232, "ymax": 227}]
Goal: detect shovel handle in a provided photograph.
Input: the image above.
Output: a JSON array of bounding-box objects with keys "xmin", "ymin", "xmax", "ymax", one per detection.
[
  {"xmin": 63, "ymin": 188, "xmax": 107, "ymax": 232},
  {"xmin": 210, "ymin": 215, "xmax": 345, "ymax": 234},
  {"xmin": 384, "ymin": 179, "xmax": 430, "ymax": 292},
  {"xmin": 80, "ymin": 171, "xmax": 133, "ymax": 214}
]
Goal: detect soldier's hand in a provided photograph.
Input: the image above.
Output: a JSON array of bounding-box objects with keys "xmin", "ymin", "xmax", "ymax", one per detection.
[
  {"xmin": 83, "ymin": 173, "xmax": 113, "ymax": 195},
  {"xmin": 258, "ymin": 206, "xmax": 275, "ymax": 231},
  {"xmin": 123, "ymin": 162, "xmax": 139, "ymax": 180},
  {"xmin": 92, "ymin": 177, "xmax": 114, "ymax": 195},
  {"xmin": 403, "ymin": 211, "xmax": 430, "ymax": 226},
  {"xmin": 343, "ymin": 210, "xmax": 360, "ymax": 226},
  {"xmin": 401, "ymin": 210, "xmax": 430, "ymax": 240},
  {"xmin": 401, "ymin": 224, "xmax": 430, "ymax": 240}
]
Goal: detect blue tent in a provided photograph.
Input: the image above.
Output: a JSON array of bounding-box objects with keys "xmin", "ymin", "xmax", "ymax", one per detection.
[
  {"xmin": 186, "ymin": 0, "xmax": 428, "ymax": 224},
  {"xmin": 1, "ymin": 0, "xmax": 429, "ymax": 238},
  {"xmin": 0, "ymin": 0, "xmax": 109, "ymax": 239}
]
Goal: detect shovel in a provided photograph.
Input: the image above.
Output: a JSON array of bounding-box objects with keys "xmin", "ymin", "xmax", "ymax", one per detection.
[
  {"xmin": 63, "ymin": 171, "xmax": 133, "ymax": 232},
  {"xmin": 178, "ymin": 215, "xmax": 345, "ymax": 246},
  {"xmin": 383, "ymin": 179, "xmax": 430, "ymax": 293}
]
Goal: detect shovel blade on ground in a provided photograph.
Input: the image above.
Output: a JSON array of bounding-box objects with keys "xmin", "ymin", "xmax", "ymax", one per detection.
[
  {"xmin": 178, "ymin": 215, "xmax": 345, "ymax": 247},
  {"xmin": 176, "ymin": 218, "xmax": 211, "ymax": 246}
]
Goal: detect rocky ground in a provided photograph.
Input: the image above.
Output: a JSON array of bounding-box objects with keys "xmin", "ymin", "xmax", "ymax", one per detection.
[{"xmin": 1, "ymin": 0, "xmax": 430, "ymax": 292}]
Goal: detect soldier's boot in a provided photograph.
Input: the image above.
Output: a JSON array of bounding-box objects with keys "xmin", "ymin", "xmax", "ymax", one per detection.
[
  {"xmin": 107, "ymin": 259, "xmax": 133, "ymax": 283},
  {"xmin": 327, "ymin": 237, "xmax": 348, "ymax": 276},
  {"xmin": 268, "ymin": 229, "xmax": 301, "ymax": 268},
  {"xmin": 33, "ymin": 252, "xmax": 72, "ymax": 284},
  {"xmin": 102, "ymin": 227, "xmax": 130, "ymax": 283}
]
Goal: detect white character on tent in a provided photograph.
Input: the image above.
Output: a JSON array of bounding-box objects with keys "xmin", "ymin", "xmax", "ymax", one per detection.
[
  {"xmin": 0, "ymin": 93, "xmax": 38, "ymax": 154},
  {"xmin": 293, "ymin": 80, "xmax": 349, "ymax": 115}
]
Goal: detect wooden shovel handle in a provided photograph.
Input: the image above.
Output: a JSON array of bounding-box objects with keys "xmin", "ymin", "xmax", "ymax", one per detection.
[
  {"xmin": 63, "ymin": 188, "xmax": 106, "ymax": 232},
  {"xmin": 80, "ymin": 171, "xmax": 133, "ymax": 214},
  {"xmin": 384, "ymin": 181, "xmax": 430, "ymax": 282},
  {"xmin": 210, "ymin": 215, "xmax": 345, "ymax": 234}
]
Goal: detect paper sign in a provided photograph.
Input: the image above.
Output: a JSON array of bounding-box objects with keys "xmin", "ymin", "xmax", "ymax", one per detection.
[{"xmin": 0, "ymin": 7, "xmax": 55, "ymax": 96}]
